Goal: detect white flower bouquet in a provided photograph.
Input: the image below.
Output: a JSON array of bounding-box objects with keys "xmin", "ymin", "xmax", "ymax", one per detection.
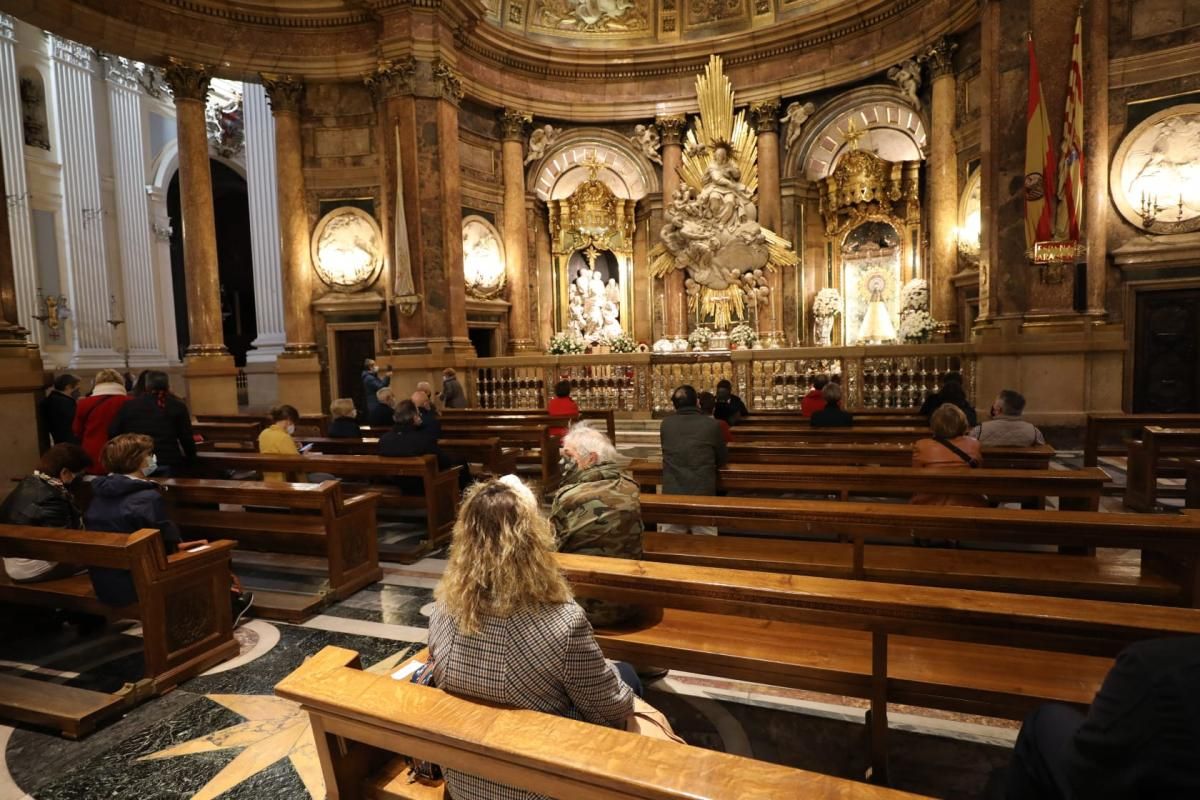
[
  {"xmin": 900, "ymin": 278, "xmax": 930, "ymax": 314},
  {"xmin": 548, "ymin": 332, "xmax": 585, "ymax": 354},
  {"xmin": 605, "ymin": 332, "xmax": 636, "ymax": 353},
  {"xmin": 898, "ymin": 309, "xmax": 938, "ymax": 343},
  {"xmin": 687, "ymin": 327, "xmax": 713, "ymax": 350},
  {"xmin": 812, "ymin": 288, "xmax": 843, "ymax": 318},
  {"xmin": 729, "ymin": 323, "xmax": 758, "ymax": 347}
]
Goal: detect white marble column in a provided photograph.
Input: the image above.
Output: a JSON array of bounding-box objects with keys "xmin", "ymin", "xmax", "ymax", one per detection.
[
  {"xmin": 0, "ymin": 16, "xmax": 38, "ymax": 340},
  {"xmin": 103, "ymin": 56, "xmax": 170, "ymax": 365},
  {"xmin": 49, "ymin": 34, "xmax": 117, "ymax": 365},
  {"xmin": 242, "ymin": 82, "xmax": 285, "ymax": 362}
]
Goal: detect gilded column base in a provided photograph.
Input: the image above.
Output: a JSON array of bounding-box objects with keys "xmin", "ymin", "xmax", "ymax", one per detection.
[
  {"xmin": 508, "ymin": 338, "xmax": 538, "ymax": 354},
  {"xmin": 185, "ymin": 343, "xmax": 231, "ymax": 358},
  {"xmin": 282, "ymin": 343, "xmax": 319, "ymax": 357},
  {"xmin": 275, "ymin": 353, "xmax": 324, "ymax": 415},
  {"xmin": 183, "ymin": 353, "xmax": 239, "ymax": 415}
]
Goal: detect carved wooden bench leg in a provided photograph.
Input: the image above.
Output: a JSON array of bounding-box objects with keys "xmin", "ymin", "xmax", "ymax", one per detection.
[{"xmin": 867, "ymin": 631, "xmax": 890, "ymax": 786}]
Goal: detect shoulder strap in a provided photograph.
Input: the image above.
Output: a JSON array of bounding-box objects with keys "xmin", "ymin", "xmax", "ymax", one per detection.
[{"xmin": 935, "ymin": 437, "xmax": 980, "ymax": 468}]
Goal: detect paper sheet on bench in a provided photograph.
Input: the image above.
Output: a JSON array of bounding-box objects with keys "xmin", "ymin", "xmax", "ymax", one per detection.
[{"xmin": 392, "ymin": 660, "xmax": 426, "ymax": 681}]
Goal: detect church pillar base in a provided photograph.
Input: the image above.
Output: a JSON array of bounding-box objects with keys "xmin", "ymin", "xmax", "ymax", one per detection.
[
  {"xmin": 276, "ymin": 354, "xmax": 324, "ymax": 415},
  {"xmin": 183, "ymin": 354, "xmax": 239, "ymax": 415},
  {"xmin": 387, "ymin": 338, "xmax": 433, "ymax": 356}
]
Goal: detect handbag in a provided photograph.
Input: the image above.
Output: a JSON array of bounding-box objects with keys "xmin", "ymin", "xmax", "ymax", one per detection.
[
  {"xmin": 406, "ymin": 660, "xmax": 443, "ymax": 782},
  {"xmin": 624, "ymin": 697, "xmax": 686, "ymax": 744}
]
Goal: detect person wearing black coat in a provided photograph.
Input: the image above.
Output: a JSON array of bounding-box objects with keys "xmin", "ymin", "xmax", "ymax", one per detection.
[
  {"xmin": 810, "ymin": 383, "xmax": 854, "ymax": 428},
  {"xmin": 107, "ymin": 370, "xmax": 196, "ymax": 475},
  {"xmin": 40, "ymin": 373, "xmax": 81, "ymax": 445},
  {"xmin": 362, "ymin": 359, "xmax": 392, "ymax": 416},
  {"xmin": 0, "ymin": 444, "xmax": 91, "ymax": 582},
  {"xmin": 379, "ymin": 400, "xmax": 469, "ymax": 492}
]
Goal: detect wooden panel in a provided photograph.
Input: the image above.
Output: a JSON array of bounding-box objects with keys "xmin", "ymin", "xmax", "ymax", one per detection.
[{"xmin": 0, "ymin": 674, "xmax": 128, "ymax": 739}]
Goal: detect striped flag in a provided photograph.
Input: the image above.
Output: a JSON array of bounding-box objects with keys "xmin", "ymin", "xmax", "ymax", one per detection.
[
  {"xmin": 1054, "ymin": 11, "xmax": 1085, "ymax": 242},
  {"xmin": 1024, "ymin": 33, "xmax": 1056, "ymax": 249}
]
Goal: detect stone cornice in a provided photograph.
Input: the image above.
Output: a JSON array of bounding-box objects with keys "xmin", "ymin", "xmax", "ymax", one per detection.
[
  {"xmin": 261, "ymin": 73, "xmax": 305, "ymax": 114},
  {"xmin": 163, "ymin": 58, "xmax": 213, "ymax": 101},
  {"xmin": 101, "ymin": 54, "xmax": 141, "ymax": 91}
]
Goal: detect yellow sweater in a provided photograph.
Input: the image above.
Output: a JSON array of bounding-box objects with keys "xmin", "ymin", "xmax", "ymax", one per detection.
[{"xmin": 258, "ymin": 425, "xmax": 299, "ymax": 482}]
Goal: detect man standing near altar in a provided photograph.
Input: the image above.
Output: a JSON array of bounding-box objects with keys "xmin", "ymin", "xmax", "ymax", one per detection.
[{"xmin": 660, "ymin": 385, "xmax": 727, "ymax": 536}]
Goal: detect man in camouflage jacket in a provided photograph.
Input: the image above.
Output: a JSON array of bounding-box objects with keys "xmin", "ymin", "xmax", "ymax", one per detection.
[{"xmin": 550, "ymin": 426, "xmax": 644, "ymax": 628}]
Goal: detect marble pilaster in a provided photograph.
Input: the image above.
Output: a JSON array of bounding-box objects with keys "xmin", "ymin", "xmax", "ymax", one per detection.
[
  {"xmin": 164, "ymin": 58, "xmax": 237, "ymax": 413},
  {"xmin": 751, "ymin": 99, "xmax": 782, "ymax": 340},
  {"xmin": 925, "ymin": 37, "xmax": 959, "ymax": 331},
  {"xmin": 1083, "ymin": 0, "xmax": 1108, "ymax": 317},
  {"xmin": 49, "ymin": 34, "xmax": 118, "ymax": 365},
  {"xmin": 242, "ymin": 82, "xmax": 286, "ymax": 362},
  {"xmin": 0, "ymin": 16, "xmax": 37, "ymax": 340},
  {"xmin": 103, "ymin": 56, "xmax": 170, "ymax": 366},
  {"xmin": 656, "ymin": 115, "xmax": 687, "ymax": 337},
  {"xmin": 499, "ymin": 109, "xmax": 535, "ymax": 353}
]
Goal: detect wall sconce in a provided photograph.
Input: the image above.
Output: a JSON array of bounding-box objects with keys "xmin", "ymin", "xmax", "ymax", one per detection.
[
  {"xmin": 32, "ymin": 288, "xmax": 70, "ymax": 340},
  {"xmin": 1139, "ymin": 192, "xmax": 1185, "ymax": 229},
  {"xmin": 151, "ymin": 218, "xmax": 174, "ymax": 241}
]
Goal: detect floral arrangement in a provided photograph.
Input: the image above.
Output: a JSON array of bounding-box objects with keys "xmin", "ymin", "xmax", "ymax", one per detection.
[
  {"xmin": 812, "ymin": 288, "xmax": 843, "ymax": 318},
  {"xmin": 548, "ymin": 332, "xmax": 585, "ymax": 355},
  {"xmin": 728, "ymin": 323, "xmax": 758, "ymax": 348},
  {"xmin": 898, "ymin": 309, "xmax": 938, "ymax": 342},
  {"xmin": 605, "ymin": 332, "xmax": 636, "ymax": 353},
  {"xmin": 687, "ymin": 327, "xmax": 713, "ymax": 350},
  {"xmin": 899, "ymin": 278, "xmax": 929, "ymax": 314}
]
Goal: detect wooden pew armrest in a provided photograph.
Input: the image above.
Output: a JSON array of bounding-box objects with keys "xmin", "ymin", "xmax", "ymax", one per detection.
[
  {"xmin": 342, "ymin": 491, "xmax": 381, "ymax": 514},
  {"xmin": 166, "ymin": 539, "xmax": 237, "ymax": 569}
]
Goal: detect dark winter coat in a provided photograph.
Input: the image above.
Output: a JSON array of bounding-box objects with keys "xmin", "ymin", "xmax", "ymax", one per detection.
[
  {"xmin": 0, "ymin": 473, "xmax": 84, "ymax": 580},
  {"xmin": 362, "ymin": 370, "xmax": 390, "ymax": 414},
  {"xmin": 811, "ymin": 403, "xmax": 854, "ymax": 427},
  {"xmin": 660, "ymin": 406, "xmax": 728, "ymax": 496},
  {"xmin": 108, "ymin": 393, "xmax": 196, "ymax": 469},
  {"xmin": 379, "ymin": 424, "xmax": 466, "ymax": 492},
  {"xmin": 327, "ymin": 417, "xmax": 362, "ymax": 438},
  {"xmin": 84, "ymin": 474, "xmax": 181, "ymax": 606},
  {"xmin": 440, "ymin": 376, "xmax": 467, "ymax": 409},
  {"xmin": 41, "ymin": 390, "xmax": 78, "ymax": 445}
]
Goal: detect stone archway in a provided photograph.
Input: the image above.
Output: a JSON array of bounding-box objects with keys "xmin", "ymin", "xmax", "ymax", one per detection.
[{"xmin": 531, "ymin": 129, "xmax": 659, "ymax": 201}]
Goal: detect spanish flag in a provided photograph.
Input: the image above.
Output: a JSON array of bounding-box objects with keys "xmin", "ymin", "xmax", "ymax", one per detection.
[
  {"xmin": 1024, "ymin": 33, "xmax": 1056, "ymax": 249},
  {"xmin": 1055, "ymin": 11, "xmax": 1084, "ymax": 242}
]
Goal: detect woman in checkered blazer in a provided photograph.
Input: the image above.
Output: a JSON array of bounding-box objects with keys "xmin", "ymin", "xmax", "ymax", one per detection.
[{"xmin": 430, "ymin": 475, "xmax": 637, "ymax": 800}]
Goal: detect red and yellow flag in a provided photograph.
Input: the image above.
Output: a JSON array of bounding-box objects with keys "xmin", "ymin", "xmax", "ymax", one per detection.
[
  {"xmin": 1054, "ymin": 11, "xmax": 1085, "ymax": 242},
  {"xmin": 1024, "ymin": 33, "xmax": 1056, "ymax": 249}
]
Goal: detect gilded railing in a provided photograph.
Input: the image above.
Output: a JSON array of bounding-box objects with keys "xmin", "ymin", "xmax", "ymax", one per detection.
[{"xmin": 470, "ymin": 345, "xmax": 974, "ymax": 413}]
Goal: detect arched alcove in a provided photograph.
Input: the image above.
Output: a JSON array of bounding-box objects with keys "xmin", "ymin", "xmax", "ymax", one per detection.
[
  {"xmin": 531, "ymin": 130, "xmax": 659, "ymax": 201},
  {"xmin": 18, "ymin": 67, "xmax": 51, "ymax": 151}
]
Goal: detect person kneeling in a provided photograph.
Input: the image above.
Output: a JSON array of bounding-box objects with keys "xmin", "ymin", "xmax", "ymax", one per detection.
[{"xmin": 0, "ymin": 443, "xmax": 92, "ymax": 583}]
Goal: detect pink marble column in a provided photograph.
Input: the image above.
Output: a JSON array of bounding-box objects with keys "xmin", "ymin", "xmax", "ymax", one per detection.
[
  {"xmin": 751, "ymin": 99, "xmax": 782, "ymax": 340},
  {"xmin": 499, "ymin": 109, "xmax": 535, "ymax": 352},
  {"xmin": 656, "ymin": 115, "xmax": 687, "ymax": 337}
]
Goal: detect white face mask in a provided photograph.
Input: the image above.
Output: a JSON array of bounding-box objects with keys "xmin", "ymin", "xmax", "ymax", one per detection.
[
  {"xmin": 286, "ymin": 423, "xmax": 296, "ymax": 436},
  {"xmin": 143, "ymin": 455, "xmax": 158, "ymax": 476}
]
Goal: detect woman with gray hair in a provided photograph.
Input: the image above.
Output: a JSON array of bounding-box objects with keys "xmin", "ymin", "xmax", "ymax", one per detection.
[{"xmin": 549, "ymin": 424, "xmax": 643, "ymax": 628}]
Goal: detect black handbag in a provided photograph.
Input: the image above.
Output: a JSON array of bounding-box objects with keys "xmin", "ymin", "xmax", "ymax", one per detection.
[{"xmin": 407, "ymin": 660, "xmax": 443, "ymax": 782}]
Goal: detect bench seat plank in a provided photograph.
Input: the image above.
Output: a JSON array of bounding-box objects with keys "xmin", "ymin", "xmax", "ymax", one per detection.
[{"xmin": 0, "ymin": 674, "xmax": 129, "ymax": 739}]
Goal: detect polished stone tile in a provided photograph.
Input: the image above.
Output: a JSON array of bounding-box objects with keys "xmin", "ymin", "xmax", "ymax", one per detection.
[{"xmin": 320, "ymin": 583, "xmax": 434, "ymax": 626}]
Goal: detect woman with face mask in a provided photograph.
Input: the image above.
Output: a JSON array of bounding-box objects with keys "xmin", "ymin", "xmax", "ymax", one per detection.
[
  {"xmin": 0, "ymin": 443, "xmax": 92, "ymax": 582},
  {"xmin": 258, "ymin": 404, "xmax": 302, "ymax": 482}
]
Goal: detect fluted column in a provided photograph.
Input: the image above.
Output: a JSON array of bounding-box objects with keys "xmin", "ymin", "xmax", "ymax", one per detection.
[
  {"xmin": 49, "ymin": 35, "xmax": 118, "ymax": 366},
  {"xmin": 657, "ymin": 115, "xmax": 687, "ymax": 337},
  {"xmin": 751, "ymin": 99, "xmax": 783, "ymax": 340},
  {"xmin": 925, "ymin": 37, "xmax": 959, "ymax": 331},
  {"xmin": 103, "ymin": 56, "xmax": 170, "ymax": 366},
  {"xmin": 0, "ymin": 16, "xmax": 36, "ymax": 339},
  {"xmin": 499, "ymin": 109, "xmax": 534, "ymax": 352},
  {"xmin": 242, "ymin": 82, "xmax": 286, "ymax": 361},
  {"xmin": 164, "ymin": 58, "xmax": 237, "ymax": 413}
]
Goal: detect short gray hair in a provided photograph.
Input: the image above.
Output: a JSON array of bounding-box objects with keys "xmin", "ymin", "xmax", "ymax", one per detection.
[
  {"xmin": 822, "ymin": 382, "xmax": 842, "ymax": 403},
  {"xmin": 561, "ymin": 424, "xmax": 618, "ymax": 465},
  {"xmin": 997, "ymin": 389, "xmax": 1026, "ymax": 416}
]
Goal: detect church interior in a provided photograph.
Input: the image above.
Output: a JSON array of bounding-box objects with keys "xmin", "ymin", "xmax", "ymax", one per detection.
[{"xmin": 1, "ymin": 0, "xmax": 1199, "ymax": 797}]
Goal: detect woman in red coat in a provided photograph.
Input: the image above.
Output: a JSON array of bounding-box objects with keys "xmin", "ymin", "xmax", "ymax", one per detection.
[
  {"xmin": 547, "ymin": 380, "xmax": 580, "ymax": 438},
  {"xmin": 73, "ymin": 369, "xmax": 131, "ymax": 475}
]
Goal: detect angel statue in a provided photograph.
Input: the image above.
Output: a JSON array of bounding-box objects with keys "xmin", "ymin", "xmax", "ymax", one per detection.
[
  {"xmin": 781, "ymin": 100, "xmax": 816, "ymax": 156},
  {"xmin": 629, "ymin": 123, "xmax": 662, "ymax": 164},
  {"xmin": 887, "ymin": 59, "xmax": 922, "ymax": 104},
  {"xmin": 649, "ymin": 55, "xmax": 798, "ymax": 329},
  {"xmin": 525, "ymin": 124, "xmax": 561, "ymax": 165}
]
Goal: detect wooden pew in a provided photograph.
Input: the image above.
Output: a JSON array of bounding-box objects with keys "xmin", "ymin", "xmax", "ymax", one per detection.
[
  {"xmin": 191, "ymin": 420, "xmax": 262, "ymax": 445},
  {"xmin": 638, "ymin": 493, "xmax": 1200, "ymax": 604},
  {"xmin": 0, "ymin": 525, "xmax": 237, "ymax": 737},
  {"xmin": 1125, "ymin": 427, "xmax": 1200, "ymax": 511},
  {"xmin": 194, "ymin": 451, "xmax": 459, "ymax": 561},
  {"xmin": 555, "ymin": 551, "xmax": 1200, "ymax": 781},
  {"xmin": 443, "ymin": 407, "xmax": 618, "ymax": 441},
  {"xmin": 630, "ymin": 461, "xmax": 1106, "ymax": 510},
  {"xmin": 162, "ymin": 478, "xmax": 381, "ymax": 621},
  {"xmin": 1187, "ymin": 459, "xmax": 1200, "ymax": 510},
  {"xmin": 1084, "ymin": 413, "xmax": 1200, "ymax": 467},
  {"xmin": 726, "ymin": 442, "xmax": 1056, "ymax": 470},
  {"xmin": 737, "ymin": 412, "xmax": 928, "ymax": 428},
  {"xmin": 301, "ymin": 435, "xmax": 518, "ymax": 476},
  {"xmin": 276, "ymin": 646, "xmax": 927, "ymax": 800},
  {"xmin": 372, "ymin": 421, "xmax": 561, "ymax": 489},
  {"xmin": 733, "ymin": 426, "xmax": 930, "ymax": 444},
  {"xmin": 197, "ymin": 413, "xmax": 329, "ymax": 437}
]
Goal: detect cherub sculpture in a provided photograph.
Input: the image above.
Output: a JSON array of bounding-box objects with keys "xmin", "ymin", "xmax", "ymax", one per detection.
[
  {"xmin": 629, "ymin": 123, "xmax": 662, "ymax": 164},
  {"xmin": 781, "ymin": 101, "xmax": 816, "ymax": 156},
  {"xmin": 525, "ymin": 124, "xmax": 561, "ymax": 165},
  {"xmin": 887, "ymin": 59, "xmax": 922, "ymax": 104}
]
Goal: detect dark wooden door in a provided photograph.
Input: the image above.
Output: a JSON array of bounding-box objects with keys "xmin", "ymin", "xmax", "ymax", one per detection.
[
  {"xmin": 1133, "ymin": 288, "xmax": 1200, "ymax": 412},
  {"xmin": 335, "ymin": 329, "xmax": 377, "ymax": 417}
]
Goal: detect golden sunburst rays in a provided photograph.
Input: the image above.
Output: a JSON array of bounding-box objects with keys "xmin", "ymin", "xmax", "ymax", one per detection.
[
  {"xmin": 139, "ymin": 694, "xmax": 324, "ymax": 800},
  {"xmin": 688, "ymin": 286, "xmax": 745, "ymax": 330},
  {"xmin": 680, "ymin": 55, "xmax": 759, "ymax": 198}
]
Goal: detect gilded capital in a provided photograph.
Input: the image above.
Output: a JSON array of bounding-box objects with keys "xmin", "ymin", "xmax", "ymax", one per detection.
[
  {"xmin": 499, "ymin": 109, "xmax": 532, "ymax": 141},
  {"xmin": 431, "ymin": 58, "xmax": 464, "ymax": 105},
  {"xmin": 363, "ymin": 57, "xmax": 415, "ymax": 101},
  {"xmin": 923, "ymin": 36, "xmax": 958, "ymax": 79},
  {"xmin": 750, "ymin": 99, "xmax": 781, "ymax": 132},
  {"xmin": 163, "ymin": 58, "xmax": 212, "ymax": 102},
  {"xmin": 260, "ymin": 74, "xmax": 304, "ymax": 114},
  {"xmin": 656, "ymin": 115, "xmax": 686, "ymax": 146}
]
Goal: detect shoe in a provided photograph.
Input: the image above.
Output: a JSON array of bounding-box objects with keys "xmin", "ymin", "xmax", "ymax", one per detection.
[
  {"xmin": 232, "ymin": 591, "xmax": 255, "ymax": 628},
  {"xmin": 636, "ymin": 667, "xmax": 670, "ymax": 683}
]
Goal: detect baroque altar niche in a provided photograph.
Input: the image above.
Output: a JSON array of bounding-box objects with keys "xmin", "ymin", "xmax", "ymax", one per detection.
[{"xmin": 819, "ymin": 132, "xmax": 921, "ymax": 345}]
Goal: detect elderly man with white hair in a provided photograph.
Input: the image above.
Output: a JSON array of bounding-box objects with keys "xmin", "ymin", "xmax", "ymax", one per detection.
[{"xmin": 549, "ymin": 424, "xmax": 644, "ymax": 628}]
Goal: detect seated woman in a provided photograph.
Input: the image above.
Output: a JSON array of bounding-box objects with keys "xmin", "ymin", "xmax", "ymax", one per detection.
[
  {"xmin": 366, "ymin": 387, "xmax": 397, "ymax": 427},
  {"xmin": 107, "ymin": 370, "xmax": 195, "ymax": 477},
  {"xmin": 0, "ymin": 443, "xmax": 91, "ymax": 583},
  {"xmin": 326, "ymin": 397, "xmax": 361, "ymax": 438},
  {"xmin": 85, "ymin": 433, "xmax": 252, "ymax": 622},
  {"xmin": 73, "ymin": 368, "xmax": 129, "ymax": 474},
  {"xmin": 547, "ymin": 380, "xmax": 580, "ymax": 438},
  {"xmin": 430, "ymin": 476, "xmax": 638, "ymax": 800},
  {"xmin": 911, "ymin": 403, "xmax": 986, "ymax": 507},
  {"xmin": 810, "ymin": 382, "xmax": 854, "ymax": 428},
  {"xmin": 258, "ymin": 404, "xmax": 302, "ymax": 482},
  {"xmin": 379, "ymin": 400, "xmax": 470, "ymax": 491}
]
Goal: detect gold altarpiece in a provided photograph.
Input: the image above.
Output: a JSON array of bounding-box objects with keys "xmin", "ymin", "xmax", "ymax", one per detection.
[
  {"xmin": 548, "ymin": 166, "xmax": 637, "ymax": 338},
  {"xmin": 819, "ymin": 142, "xmax": 922, "ymax": 344}
]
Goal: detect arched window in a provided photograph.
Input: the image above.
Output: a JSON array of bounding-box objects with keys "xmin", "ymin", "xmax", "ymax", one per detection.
[{"xmin": 18, "ymin": 68, "xmax": 50, "ymax": 151}]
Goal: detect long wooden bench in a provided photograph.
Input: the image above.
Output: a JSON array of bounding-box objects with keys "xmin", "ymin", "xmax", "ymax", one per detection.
[
  {"xmin": 630, "ymin": 461, "xmax": 1106, "ymax": 510},
  {"xmin": 372, "ymin": 421, "xmax": 560, "ymax": 489},
  {"xmin": 737, "ymin": 413, "xmax": 928, "ymax": 428},
  {"xmin": 197, "ymin": 412, "xmax": 329, "ymax": 437},
  {"xmin": 733, "ymin": 426, "xmax": 931, "ymax": 444},
  {"xmin": 0, "ymin": 525, "xmax": 237, "ymax": 737},
  {"xmin": 726, "ymin": 442, "xmax": 1056, "ymax": 469},
  {"xmin": 192, "ymin": 420, "xmax": 262, "ymax": 444},
  {"xmin": 638, "ymin": 493, "xmax": 1200, "ymax": 604},
  {"xmin": 195, "ymin": 451, "xmax": 460, "ymax": 561},
  {"xmin": 556, "ymin": 552, "xmax": 1200, "ymax": 781},
  {"xmin": 276, "ymin": 646, "xmax": 927, "ymax": 800},
  {"xmin": 303, "ymin": 435, "xmax": 518, "ymax": 476},
  {"xmin": 444, "ymin": 406, "xmax": 617, "ymax": 441},
  {"xmin": 1084, "ymin": 412, "xmax": 1200, "ymax": 467},
  {"xmin": 162, "ymin": 478, "xmax": 381, "ymax": 621},
  {"xmin": 1125, "ymin": 426, "xmax": 1200, "ymax": 512}
]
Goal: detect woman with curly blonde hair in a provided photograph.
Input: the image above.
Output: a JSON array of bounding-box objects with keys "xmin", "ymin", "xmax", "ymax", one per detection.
[{"xmin": 430, "ymin": 475, "xmax": 638, "ymax": 800}]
